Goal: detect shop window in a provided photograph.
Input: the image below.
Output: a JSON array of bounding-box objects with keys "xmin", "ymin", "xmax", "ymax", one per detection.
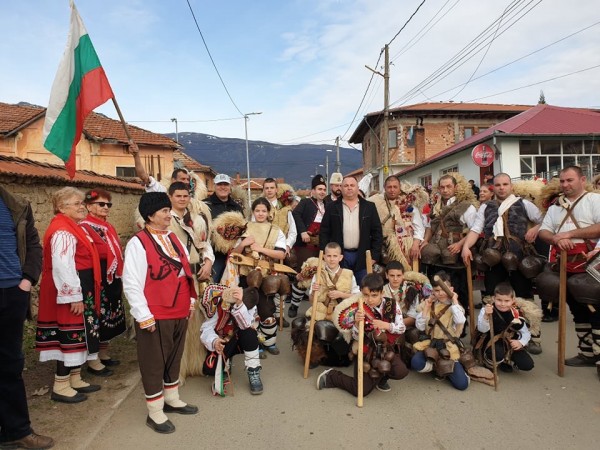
[{"xmin": 520, "ymin": 140, "xmax": 538, "ymax": 155}]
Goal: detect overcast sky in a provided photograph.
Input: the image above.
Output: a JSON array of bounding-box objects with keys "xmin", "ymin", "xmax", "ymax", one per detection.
[{"xmin": 2, "ymin": 0, "xmax": 599, "ymax": 147}]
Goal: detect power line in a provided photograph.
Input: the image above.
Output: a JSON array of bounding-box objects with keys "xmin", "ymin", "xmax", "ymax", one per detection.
[
  {"xmin": 185, "ymin": 0, "xmax": 243, "ymax": 116},
  {"xmin": 387, "ymin": 0, "xmax": 427, "ymax": 46},
  {"xmin": 391, "ymin": 0, "xmax": 541, "ymax": 107},
  {"xmin": 465, "ymin": 63, "xmax": 600, "ymax": 102},
  {"xmin": 129, "ymin": 117, "xmax": 242, "ymax": 124}
]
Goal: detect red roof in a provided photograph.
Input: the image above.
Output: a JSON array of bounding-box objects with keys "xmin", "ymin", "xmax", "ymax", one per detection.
[
  {"xmin": 0, "ymin": 102, "xmax": 45, "ymax": 135},
  {"xmin": 0, "ymin": 155, "xmax": 144, "ymax": 191},
  {"xmin": 397, "ymin": 104, "xmax": 600, "ymax": 176},
  {"xmin": 173, "ymin": 150, "xmax": 216, "ymax": 174},
  {"xmin": 0, "ymin": 102, "xmax": 178, "ymax": 148}
]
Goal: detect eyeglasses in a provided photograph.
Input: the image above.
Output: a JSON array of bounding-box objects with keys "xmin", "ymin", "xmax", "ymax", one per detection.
[{"xmin": 91, "ymin": 202, "xmax": 113, "ymax": 208}]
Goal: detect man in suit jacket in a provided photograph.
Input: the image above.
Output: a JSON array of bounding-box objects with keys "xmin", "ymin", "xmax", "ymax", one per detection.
[{"xmin": 319, "ymin": 176, "xmax": 383, "ymax": 284}]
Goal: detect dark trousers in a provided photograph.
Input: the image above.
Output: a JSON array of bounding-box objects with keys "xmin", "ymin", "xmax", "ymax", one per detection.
[
  {"xmin": 0, "ymin": 285, "xmax": 32, "ymax": 442},
  {"xmin": 212, "ymin": 252, "xmax": 228, "ymax": 283},
  {"xmin": 485, "ymin": 343, "xmax": 534, "ymax": 371},
  {"xmin": 327, "ymin": 353, "xmax": 408, "ymax": 397},
  {"xmin": 203, "ymin": 328, "xmax": 259, "ymax": 376},
  {"xmin": 341, "ymin": 250, "xmax": 367, "ymax": 285},
  {"xmin": 484, "ymin": 264, "xmax": 532, "ymax": 299},
  {"xmin": 135, "ymin": 319, "xmax": 188, "ymax": 397}
]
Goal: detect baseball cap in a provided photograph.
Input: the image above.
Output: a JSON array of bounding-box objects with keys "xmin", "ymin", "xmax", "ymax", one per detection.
[{"xmin": 214, "ymin": 174, "xmax": 231, "ymax": 184}]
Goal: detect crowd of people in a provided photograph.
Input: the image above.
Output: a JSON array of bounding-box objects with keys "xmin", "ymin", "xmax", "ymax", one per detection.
[{"xmin": 1, "ymin": 160, "xmax": 599, "ymax": 446}]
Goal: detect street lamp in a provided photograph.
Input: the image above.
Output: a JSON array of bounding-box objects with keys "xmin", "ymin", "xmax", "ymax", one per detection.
[
  {"xmin": 170, "ymin": 118, "xmax": 178, "ymax": 143},
  {"xmin": 316, "ymin": 164, "xmax": 324, "ymax": 176},
  {"xmin": 325, "ymin": 149, "xmax": 333, "ymax": 194},
  {"xmin": 244, "ymin": 112, "xmax": 262, "ymax": 210}
]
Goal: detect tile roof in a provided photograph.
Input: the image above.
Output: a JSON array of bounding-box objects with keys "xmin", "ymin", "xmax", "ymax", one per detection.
[
  {"xmin": 173, "ymin": 150, "xmax": 216, "ymax": 174},
  {"xmin": 397, "ymin": 104, "xmax": 600, "ymax": 176},
  {"xmin": 0, "ymin": 102, "xmax": 178, "ymax": 148},
  {"xmin": 0, "ymin": 155, "xmax": 144, "ymax": 192},
  {"xmin": 0, "ymin": 102, "xmax": 45, "ymax": 135},
  {"xmin": 349, "ymin": 102, "xmax": 532, "ymax": 143}
]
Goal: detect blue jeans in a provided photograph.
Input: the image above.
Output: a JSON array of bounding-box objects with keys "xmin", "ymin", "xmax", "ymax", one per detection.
[
  {"xmin": 0, "ymin": 285, "xmax": 32, "ymax": 442},
  {"xmin": 411, "ymin": 351, "xmax": 469, "ymax": 391}
]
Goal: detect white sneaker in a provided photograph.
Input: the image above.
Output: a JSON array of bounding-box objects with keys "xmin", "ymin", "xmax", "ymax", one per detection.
[{"xmin": 316, "ymin": 368, "xmax": 333, "ymax": 390}]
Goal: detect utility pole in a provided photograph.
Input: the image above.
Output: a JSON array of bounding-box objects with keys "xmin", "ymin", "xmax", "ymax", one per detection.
[
  {"xmin": 335, "ymin": 136, "xmax": 341, "ymax": 173},
  {"xmin": 366, "ymin": 44, "xmax": 390, "ymax": 182}
]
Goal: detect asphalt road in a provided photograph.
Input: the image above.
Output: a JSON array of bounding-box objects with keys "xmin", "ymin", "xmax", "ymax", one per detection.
[{"xmin": 81, "ymin": 299, "xmax": 598, "ymax": 450}]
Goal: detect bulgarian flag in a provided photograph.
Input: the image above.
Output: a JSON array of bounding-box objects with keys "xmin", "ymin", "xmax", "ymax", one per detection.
[{"xmin": 43, "ymin": 1, "xmax": 114, "ymax": 179}]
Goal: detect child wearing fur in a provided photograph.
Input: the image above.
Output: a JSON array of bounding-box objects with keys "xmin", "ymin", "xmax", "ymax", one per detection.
[
  {"xmin": 476, "ymin": 282, "xmax": 534, "ymax": 373},
  {"xmin": 200, "ymin": 285, "xmax": 264, "ymax": 395},
  {"xmin": 411, "ymin": 271, "xmax": 469, "ymax": 391},
  {"xmin": 290, "ymin": 243, "xmax": 359, "ymax": 369},
  {"xmin": 316, "ymin": 274, "xmax": 409, "ymax": 396}
]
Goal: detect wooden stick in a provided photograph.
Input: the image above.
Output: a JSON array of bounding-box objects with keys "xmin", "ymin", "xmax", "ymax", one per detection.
[
  {"xmin": 357, "ymin": 291, "xmax": 365, "ymax": 408},
  {"xmin": 111, "ymin": 97, "xmax": 133, "ymax": 142},
  {"xmin": 357, "ymin": 250, "xmax": 372, "ymax": 408},
  {"xmin": 303, "ymin": 251, "xmax": 324, "ymax": 379},
  {"xmin": 558, "ymin": 249, "xmax": 567, "ymax": 377},
  {"xmin": 465, "ymin": 261, "xmax": 475, "ymax": 344},
  {"xmin": 433, "ymin": 274, "xmax": 464, "ymax": 337},
  {"xmin": 412, "ymin": 257, "xmax": 419, "ymax": 273},
  {"xmin": 488, "ymin": 310, "xmax": 498, "ymax": 391},
  {"xmin": 279, "ymin": 294, "xmax": 284, "ymax": 331}
]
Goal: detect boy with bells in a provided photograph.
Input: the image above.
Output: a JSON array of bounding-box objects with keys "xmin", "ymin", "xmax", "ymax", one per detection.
[
  {"xmin": 200, "ymin": 285, "xmax": 264, "ymax": 395},
  {"xmin": 476, "ymin": 282, "xmax": 534, "ymax": 373},
  {"xmin": 316, "ymin": 274, "xmax": 409, "ymax": 396}
]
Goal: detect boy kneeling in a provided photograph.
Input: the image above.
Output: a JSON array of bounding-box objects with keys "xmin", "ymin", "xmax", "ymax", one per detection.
[
  {"xmin": 411, "ymin": 271, "xmax": 470, "ymax": 391},
  {"xmin": 316, "ymin": 274, "xmax": 409, "ymax": 396},
  {"xmin": 476, "ymin": 282, "xmax": 534, "ymax": 373},
  {"xmin": 200, "ymin": 285, "xmax": 264, "ymax": 395}
]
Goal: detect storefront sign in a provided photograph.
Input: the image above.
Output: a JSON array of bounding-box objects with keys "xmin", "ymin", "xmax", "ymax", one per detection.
[{"xmin": 472, "ymin": 144, "xmax": 494, "ymax": 167}]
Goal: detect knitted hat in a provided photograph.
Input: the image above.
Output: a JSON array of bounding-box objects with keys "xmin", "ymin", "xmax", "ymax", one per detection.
[
  {"xmin": 329, "ymin": 172, "xmax": 343, "ymax": 184},
  {"xmin": 312, "ymin": 174, "xmax": 326, "ymax": 189},
  {"xmin": 138, "ymin": 192, "xmax": 171, "ymax": 222}
]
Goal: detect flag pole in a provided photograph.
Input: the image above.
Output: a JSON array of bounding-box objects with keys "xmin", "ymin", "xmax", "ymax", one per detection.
[{"xmin": 111, "ymin": 97, "xmax": 133, "ymax": 144}]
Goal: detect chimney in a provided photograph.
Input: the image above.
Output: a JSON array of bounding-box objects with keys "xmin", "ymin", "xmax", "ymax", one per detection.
[{"xmin": 414, "ymin": 127, "xmax": 426, "ymax": 164}]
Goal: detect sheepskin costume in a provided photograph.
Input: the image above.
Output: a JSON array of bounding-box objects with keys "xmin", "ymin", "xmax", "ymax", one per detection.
[{"xmin": 211, "ymin": 211, "xmax": 247, "ymax": 254}]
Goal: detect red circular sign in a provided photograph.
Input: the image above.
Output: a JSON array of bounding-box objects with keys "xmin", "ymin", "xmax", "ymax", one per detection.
[{"xmin": 472, "ymin": 144, "xmax": 494, "ymax": 167}]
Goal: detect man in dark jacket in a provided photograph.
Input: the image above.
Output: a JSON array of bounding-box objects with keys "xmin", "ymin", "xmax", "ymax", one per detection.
[
  {"xmin": 319, "ymin": 176, "xmax": 383, "ymax": 284},
  {"xmin": 0, "ymin": 185, "xmax": 53, "ymax": 449},
  {"xmin": 204, "ymin": 174, "xmax": 244, "ymax": 281}
]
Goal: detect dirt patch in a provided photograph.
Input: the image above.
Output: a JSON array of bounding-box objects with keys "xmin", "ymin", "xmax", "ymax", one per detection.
[{"xmin": 22, "ymin": 323, "xmax": 139, "ymax": 450}]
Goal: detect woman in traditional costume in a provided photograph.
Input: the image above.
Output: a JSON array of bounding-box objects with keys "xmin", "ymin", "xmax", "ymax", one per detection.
[
  {"xmin": 35, "ymin": 187, "xmax": 103, "ymax": 403},
  {"xmin": 122, "ymin": 192, "xmax": 198, "ymax": 434},
  {"xmin": 80, "ymin": 188, "xmax": 126, "ymax": 369}
]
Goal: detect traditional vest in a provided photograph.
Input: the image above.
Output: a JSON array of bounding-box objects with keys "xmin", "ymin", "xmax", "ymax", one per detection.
[
  {"xmin": 316, "ymin": 268, "xmax": 353, "ymax": 304},
  {"xmin": 384, "ymin": 282, "xmax": 418, "ymax": 316},
  {"xmin": 135, "ymin": 229, "xmax": 196, "ymax": 314},
  {"xmin": 239, "ymin": 221, "xmax": 281, "ymax": 276},
  {"xmin": 375, "ymin": 296, "xmax": 396, "ymax": 324},
  {"xmin": 482, "ymin": 199, "xmax": 528, "ymax": 256},
  {"xmin": 269, "ymin": 202, "xmax": 292, "ymax": 236},
  {"xmin": 429, "ymin": 200, "xmax": 471, "ymax": 243},
  {"xmin": 427, "ymin": 302, "xmax": 463, "ymax": 341}
]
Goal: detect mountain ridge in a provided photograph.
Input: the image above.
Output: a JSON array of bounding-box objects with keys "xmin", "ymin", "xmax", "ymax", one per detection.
[{"xmin": 166, "ymin": 132, "xmax": 362, "ymax": 189}]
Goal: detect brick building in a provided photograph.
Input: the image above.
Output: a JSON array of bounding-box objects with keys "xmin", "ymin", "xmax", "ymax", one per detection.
[{"xmin": 349, "ymin": 102, "xmax": 531, "ymax": 190}]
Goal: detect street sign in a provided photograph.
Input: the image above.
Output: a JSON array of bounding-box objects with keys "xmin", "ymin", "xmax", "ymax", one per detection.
[{"xmin": 471, "ymin": 143, "xmax": 494, "ymax": 167}]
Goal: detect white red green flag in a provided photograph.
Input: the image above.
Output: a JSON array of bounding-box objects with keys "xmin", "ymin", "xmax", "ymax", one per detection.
[{"xmin": 43, "ymin": 1, "xmax": 114, "ymax": 179}]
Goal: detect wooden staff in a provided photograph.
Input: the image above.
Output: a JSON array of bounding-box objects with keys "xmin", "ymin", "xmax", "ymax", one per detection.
[
  {"xmin": 357, "ymin": 250, "xmax": 373, "ymax": 408},
  {"xmin": 465, "ymin": 261, "xmax": 475, "ymax": 344},
  {"xmin": 412, "ymin": 258, "xmax": 419, "ymax": 273},
  {"xmin": 558, "ymin": 249, "xmax": 567, "ymax": 377},
  {"xmin": 303, "ymin": 251, "xmax": 324, "ymax": 379},
  {"xmin": 488, "ymin": 308, "xmax": 499, "ymax": 391}
]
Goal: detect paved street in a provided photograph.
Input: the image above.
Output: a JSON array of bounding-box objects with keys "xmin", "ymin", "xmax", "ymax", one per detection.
[{"xmin": 75, "ymin": 299, "xmax": 599, "ymax": 450}]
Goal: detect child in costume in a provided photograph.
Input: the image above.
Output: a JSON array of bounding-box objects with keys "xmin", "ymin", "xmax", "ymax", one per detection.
[
  {"xmin": 411, "ymin": 271, "xmax": 470, "ymax": 391},
  {"xmin": 291, "ymin": 242, "xmax": 359, "ymax": 368},
  {"xmin": 383, "ymin": 261, "xmax": 432, "ymax": 363},
  {"xmin": 200, "ymin": 285, "xmax": 264, "ymax": 395},
  {"xmin": 476, "ymin": 282, "xmax": 534, "ymax": 373},
  {"xmin": 316, "ymin": 274, "xmax": 409, "ymax": 396}
]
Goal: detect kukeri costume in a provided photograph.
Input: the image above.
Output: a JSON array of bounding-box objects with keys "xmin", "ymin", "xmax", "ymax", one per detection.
[
  {"xmin": 475, "ymin": 301, "xmax": 538, "ymax": 372},
  {"xmin": 200, "ymin": 285, "xmax": 263, "ymax": 395},
  {"xmin": 368, "ymin": 182, "xmax": 428, "ymax": 271},
  {"xmin": 537, "ymin": 188, "xmax": 600, "ymax": 367},
  {"xmin": 411, "ymin": 299, "xmax": 470, "ymax": 390},
  {"xmin": 291, "ymin": 266, "xmax": 358, "ymax": 368},
  {"xmin": 168, "ymin": 206, "xmax": 215, "ymax": 384},
  {"xmin": 318, "ymin": 293, "xmax": 409, "ymax": 396}
]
